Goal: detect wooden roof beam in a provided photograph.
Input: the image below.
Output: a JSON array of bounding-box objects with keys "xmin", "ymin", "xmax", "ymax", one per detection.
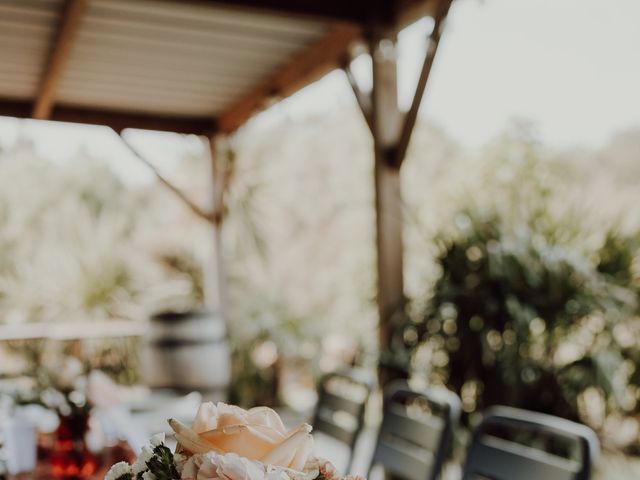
[
  {"xmin": 216, "ymin": 23, "xmax": 361, "ymax": 133},
  {"xmin": 184, "ymin": 0, "xmax": 439, "ymax": 28},
  {"xmin": 120, "ymin": 132, "xmax": 216, "ymax": 224},
  {"xmin": 33, "ymin": 0, "xmax": 88, "ymax": 120},
  {"xmin": 394, "ymin": 0, "xmax": 452, "ymax": 166},
  {"xmin": 344, "ymin": 62, "xmax": 373, "ymax": 134},
  {"xmin": 1, "ymin": 99, "xmax": 215, "ymax": 135}
]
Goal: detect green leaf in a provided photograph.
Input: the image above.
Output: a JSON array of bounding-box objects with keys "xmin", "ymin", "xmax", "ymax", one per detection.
[{"xmin": 145, "ymin": 444, "xmax": 180, "ymax": 480}]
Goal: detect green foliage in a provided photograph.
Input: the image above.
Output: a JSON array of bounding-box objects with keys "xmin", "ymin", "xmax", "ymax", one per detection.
[
  {"xmin": 399, "ymin": 123, "xmax": 640, "ymax": 441},
  {"xmin": 157, "ymin": 250, "xmax": 206, "ymax": 307},
  {"xmin": 145, "ymin": 444, "xmax": 180, "ymax": 480},
  {"xmin": 222, "ymin": 111, "xmax": 379, "ymax": 407},
  {"xmin": 597, "ymin": 233, "xmax": 640, "ymax": 287},
  {"xmin": 84, "ymin": 337, "xmax": 141, "ymax": 385},
  {"xmin": 402, "ymin": 211, "xmax": 638, "ymax": 425},
  {"xmin": 0, "ymin": 145, "xmax": 149, "ymax": 322},
  {"xmin": 226, "ymin": 297, "xmax": 321, "ymax": 408},
  {"xmin": 227, "ymin": 339, "xmax": 279, "ymax": 408}
]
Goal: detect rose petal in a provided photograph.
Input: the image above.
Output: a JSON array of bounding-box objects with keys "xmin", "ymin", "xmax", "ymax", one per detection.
[
  {"xmin": 181, "ymin": 404, "xmax": 314, "ymax": 470},
  {"xmin": 181, "ymin": 456, "xmax": 201, "ymax": 480},
  {"xmin": 260, "ymin": 424, "xmax": 314, "ymax": 470},
  {"xmin": 215, "ymin": 404, "xmax": 250, "ymax": 429},
  {"xmin": 193, "ymin": 402, "xmax": 219, "ymax": 433},
  {"xmin": 184, "ymin": 452, "xmax": 269, "ymax": 480},
  {"xmin": 170, "ymin": 418, "xmax": 219, "ymax": 454},
  {"xmin": 246, "ymin": 407, "xmax": 287, "ymax": 435},
  {"xmin": 200, "ymin": 424, "xmax": 285, "ymax": 459},
  {"xmin": 219, "ymin": 453, "xmax": 264, "ymax": 480}
]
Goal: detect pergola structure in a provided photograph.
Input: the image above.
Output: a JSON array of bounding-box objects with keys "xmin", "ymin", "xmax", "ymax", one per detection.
[{"xmin": 0, "ymin": 0, "xmax": 453, "ymax": 383}]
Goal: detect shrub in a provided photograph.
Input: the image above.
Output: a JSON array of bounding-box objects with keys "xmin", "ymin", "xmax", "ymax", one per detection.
[{"xmin": 398, "ymin": 210, "xmax": 639, "ymax": 434}]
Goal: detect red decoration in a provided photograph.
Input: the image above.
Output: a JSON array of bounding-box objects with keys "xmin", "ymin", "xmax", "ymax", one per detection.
[{"xmin": 50, "ymin": 412, "xmax": 97, "ymax": 479}]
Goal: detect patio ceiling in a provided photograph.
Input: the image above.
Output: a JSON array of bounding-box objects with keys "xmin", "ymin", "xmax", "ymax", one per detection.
[{"xmin": 0, "ymin": 0, "xmax": 440, "ymax": 135}]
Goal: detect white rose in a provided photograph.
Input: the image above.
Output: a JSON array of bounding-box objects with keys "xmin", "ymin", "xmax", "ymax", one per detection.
[
  {"xmin": 265, "ymin": 466, "xmax": 290, "ymax": 480},
  {"xmin": 170, "ymin": 402, "xmax": 314, "ymax": 471},
  {"xmin": 182, "ymin": 452, "xmax": 271, "ymax": 480},
  {"xmin": 218, "ymin": 453, "xmax": 267, "ymax": 480}
]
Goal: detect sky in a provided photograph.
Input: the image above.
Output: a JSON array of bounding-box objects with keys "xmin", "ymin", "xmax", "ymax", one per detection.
[
  {"xmin": 277, "ymin": 0, "xmax": 640, "ymax": 150},
  {"xmin": 424, "ymin": 0, "xmax": 640, "ymax": 149},
  {"xmin": 1, "ymin": 0, "xmax": 640, "ymax": 182}
]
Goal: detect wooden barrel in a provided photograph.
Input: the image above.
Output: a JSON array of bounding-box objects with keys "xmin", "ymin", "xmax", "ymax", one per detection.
[{"xmin": 140, "ymin": 311, "xmax": 231, "ymax": 400}]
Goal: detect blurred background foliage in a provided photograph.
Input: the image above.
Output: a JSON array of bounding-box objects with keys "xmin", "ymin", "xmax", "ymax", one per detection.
[
  {"xmin": 398, "ymin": 212, "xmax": 639, "ymax": 438},
  {"xmin": 0, "ymin": 112, "xmax": 639, "ymax": 450},
  {"xmin": 396, "ymin": 123, "xmax": 640, "ymax": 451}
]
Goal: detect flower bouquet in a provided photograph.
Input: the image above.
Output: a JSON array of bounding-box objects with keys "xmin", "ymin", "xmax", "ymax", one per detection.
[{"xmin": 105, "ymin": 402, "xmax": 363, "ymax": 480}]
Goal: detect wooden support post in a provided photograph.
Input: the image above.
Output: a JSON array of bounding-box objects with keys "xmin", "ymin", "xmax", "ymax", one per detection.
[
  {"xmin": 370, "ymin": 29, "xmax": 406, "ymax": 386},
  {"xmin": 206, "ymin": 136, "xmax": 231, "ymax": 317},
  {"xmin": 357, "ymin": 1, "xmax": 451, "ymax": 386}
]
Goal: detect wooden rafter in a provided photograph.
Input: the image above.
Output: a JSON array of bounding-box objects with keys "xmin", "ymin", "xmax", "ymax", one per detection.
[
  {"xmin": 119, "ymin": 132, "xmax": 216, "ymax": 224},
  {"xmin": 344, "ymin": 62, "xmax": 373, "ymax": 134},
  {"xmin": 216, "ymin": 23, "xmax": 361, "ymax": 133},
  {"xmin": 2, "ymin": 99, "xmax": 215, "ymax": 135},
  {"xmin": 0, "ymin": 0, "xmax": 445, "ymax": 137},
  {"xmin": 180, "ymin": 0, "xmax": 439, "ymax": 29},
  {"xmin": 394, "ymin": 0, "xmax": 452, "ymax": 166},
  {"xmin": 33, "ymin": 0, "xmax": 88, "ymax": 120},
  {"xmin": 395, "ymin": 0, "xmax": 443, "ymax": 29}
]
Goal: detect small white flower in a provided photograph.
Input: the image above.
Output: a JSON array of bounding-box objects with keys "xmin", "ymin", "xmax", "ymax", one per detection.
[
  {"xmin": 105, "ymin": 461, "xmax": 133, "ymax": 480},
  {"xmin": 149, "ymin": 432, "xmax": 165, "ymax": 447},
  {"xmin": 142, "ymin": 471, "xmax": 157, "ymax": 480},
  {"xmin": 132, "ymin": 446, "xmax": 154, "ymax": 474}
]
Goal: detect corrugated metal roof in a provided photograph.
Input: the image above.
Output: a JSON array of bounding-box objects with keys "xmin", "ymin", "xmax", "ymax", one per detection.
[
  {"xmin": 0, "ymin": 0, "xmax": 439, "ymax": 133},
  {"xmin": 56, "ymin": 0, "xmax": 330, "ymax": 116},
  {"xmin": 0, "ymin": 0, "xmax": 64, "ymax": 99},
  {"xmin": 0, "ymin": 0, "xmax": 331, "ymax": 117}
]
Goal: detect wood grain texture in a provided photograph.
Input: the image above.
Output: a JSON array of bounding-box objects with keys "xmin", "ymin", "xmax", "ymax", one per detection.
[
  {"xmin": 1, "ymin": 99, "xmax": 215, "ymax": 134},
  {"xmin": 161, "ymin": 0, "xmax": 439, "ymax": 27},
  {"xmin": 33, "ymin": 0, "xmax": 88, "ymax": 119},
  {"xmin": 216, "ymin": 23, "xmax": 361, "ymax": 133}
]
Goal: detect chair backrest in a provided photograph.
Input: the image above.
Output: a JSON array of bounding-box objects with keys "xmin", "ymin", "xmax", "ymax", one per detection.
[
  {"xmin": 462, "ymin": 406, "xmax": 599, "ymax": 480},
  {"xmin": 368, "ymin": 381, "xmax": 461, "ymax": 480},
  {"xmin": 312, "ymin": 369, "xmax": 374, "ymax": 472}
]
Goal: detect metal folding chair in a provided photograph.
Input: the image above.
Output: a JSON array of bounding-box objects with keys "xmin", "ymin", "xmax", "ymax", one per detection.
[
  {"xmin": 368, "ymin": 381, "xmax": 461, "ymax": 480},
  {"xmin": 462, "ymin": 406, "xmax": 599, "ymax": 480},
  {"xmin": 312, "ymin": 369, "xmax": 374, "ymax": 473}
]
